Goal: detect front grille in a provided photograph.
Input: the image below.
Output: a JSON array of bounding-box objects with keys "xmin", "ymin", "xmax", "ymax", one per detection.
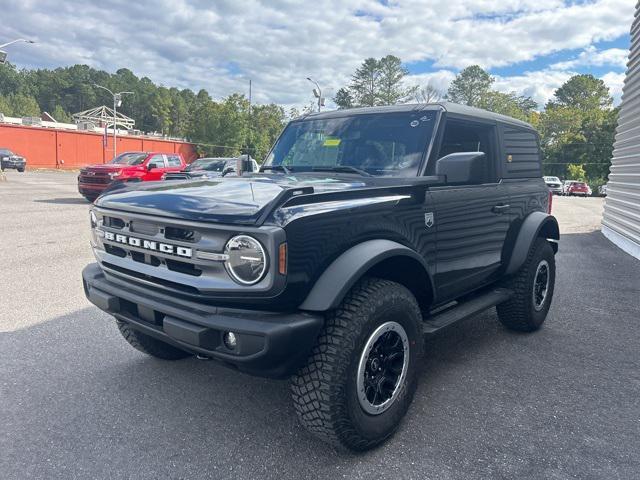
[
  {"xmin": 95, "ymin": 209, "xmax": 277, "ymax": 295},
  {"xmin": 130, "ymin": 220, "xmax": 158, "ymax": 236},
  {"xmin": 102, "ymin": 262, "xmax": 200, "ymax": 294},
  {"xmin": 165, "ymin": 226, "xmax": 196, "ymax": 243},
  {"xmin": 80, "ymin": 174, "xmax": 110, "ymax": 185}
]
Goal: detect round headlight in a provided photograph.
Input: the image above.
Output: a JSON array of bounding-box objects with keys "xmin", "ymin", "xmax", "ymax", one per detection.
[{"xmin": 224, "ymin": 235, "xmax": 268, "ymax": 285}]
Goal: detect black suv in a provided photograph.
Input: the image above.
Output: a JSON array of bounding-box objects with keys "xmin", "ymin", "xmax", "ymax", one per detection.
[
  {"xmin": 0, "ymin": 148, "xmax": 26, "ymax": 172},
  {"xmin": 82, "ymin": 103, "xmax": 559, "ymax": 451}
]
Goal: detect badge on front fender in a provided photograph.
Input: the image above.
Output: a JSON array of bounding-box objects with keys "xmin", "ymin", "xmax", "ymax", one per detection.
[{"xmin": 424, "ymin": 212, "xmax": 434, "ymax": 228}]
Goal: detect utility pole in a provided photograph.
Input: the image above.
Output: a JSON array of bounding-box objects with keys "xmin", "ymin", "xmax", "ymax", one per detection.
[{"xmin": 93, "ymin": 84, "xmax": 133, "ymax": 159}]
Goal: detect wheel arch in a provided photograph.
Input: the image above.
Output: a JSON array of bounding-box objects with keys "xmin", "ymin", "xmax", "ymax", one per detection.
[
  {"xmin": 504, "ymin": 212, "xmax": 559, "ymax": 276},
  {"xmin": 298, "ymin": 239, "xmax": 435, "ymax": 312}
]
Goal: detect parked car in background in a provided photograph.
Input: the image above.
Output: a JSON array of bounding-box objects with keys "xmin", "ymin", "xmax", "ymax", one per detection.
[
  {"xmin": 565, "ymin": 181, "xmax": 592, "ymax": 196},
  {"xmin": 563, "ymin": 180, "xmax": 577, "ymax": 195},
  {"xmin": 78, "ymin": 151, "xmax": 186, "ymax": 202},
  {"xmin": 163, "ymin": 155, "xmax": 259, "ymax": 181},
  {"xmin": 0, "ymin": 148, "xmax": 26, "ymax": 172},
  {"xmin": 543, "ymin": 176, "xmax": 563, "ymax": 194},
  {"xmin": 599, "ymin": 184, "xmax": 608, "ymax": 196}
]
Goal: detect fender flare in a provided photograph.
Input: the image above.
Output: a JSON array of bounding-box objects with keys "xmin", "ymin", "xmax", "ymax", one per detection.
[
  {"xmin": 299, "ymin": 239, "xmax": 434, "ymax": 312},
  {"xmin": 505, "ymin": 212, "xmax": 559, "ymax": 275}
]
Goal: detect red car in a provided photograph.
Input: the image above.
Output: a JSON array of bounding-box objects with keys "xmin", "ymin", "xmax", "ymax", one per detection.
[
  {"xmin": 566, "ymin": 181, "xmax": 592, "ymax": 197},
  {"xmin": 78, "ymin": 151, "xmax": 186, "ymax": 201}
]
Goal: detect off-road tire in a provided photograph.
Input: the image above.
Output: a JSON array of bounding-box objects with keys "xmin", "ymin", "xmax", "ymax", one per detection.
[
  {"xmin": 116, "ymin": 320, "xmax": 192, "ymax": 360},
  {"xmin": 17, "ymin": 167, "xmax": 25, "ymax": 172},
  {"xmin": 291, "ymin": 278, "xmax": 424, "ymax": 451},
  {"xmin": 497, "ymin": 238, "xmax": 555, "ymax": 332}
]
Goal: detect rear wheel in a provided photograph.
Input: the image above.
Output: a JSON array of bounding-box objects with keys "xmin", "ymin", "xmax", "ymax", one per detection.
[
  {"xmin": 291, "ymin": 278, "xmax": 424, "ymax": 451},
  {"xmin": 116, "ymin": 320, "xmax": 192, "ymax": 360},
  {"xmin": 498, "ymin": 238, "xmax": 555, "ymax": 332},
  {"xmin": 17, "ymin": 167, "xmax": 25, "ymax": 172}
]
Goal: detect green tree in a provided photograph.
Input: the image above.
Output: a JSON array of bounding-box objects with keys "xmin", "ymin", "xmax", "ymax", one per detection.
[
  {"xmin": 334, "ymin": 87, "xmax": 353, "ymax": 109},
  {"xmin": 50, "ymin": 105, "xmax": 72, "ymax": 123},
  {"xmin": 8, "ymin": 93, "xmax": 40, "ymax": 117},
  {"xmin": 539, "ymin": 74, "xmax": 616, "ymax": 181},
  {"xmin": 349, "ymin": 57, "xmax": 380, "ymax": 107},
  {"xmin": 0, "ymin": 95, "xmax": 13, "ymax": 116},
  {"xmin": 550, "ymin": 74, "xmax": 612, "ymax": 111},
  {"xmin": 377, "ymin": 55, "xmax": 418, "ymax": 105},
  {"xmin": 338, "ymin": 56, "xmax": 416, "ymax": 107},
  {"xmin": 567, "ymin": 163, "xmax": 586, "ymax": 180},
  {"xmin": 446, "ymin": 65, "xmax": 493, "ymax": 107}
]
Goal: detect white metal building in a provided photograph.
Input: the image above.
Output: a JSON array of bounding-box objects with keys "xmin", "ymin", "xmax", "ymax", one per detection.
[{"xmin": 602, "ymin": 4, "xmax": 640, "ymax": 259}]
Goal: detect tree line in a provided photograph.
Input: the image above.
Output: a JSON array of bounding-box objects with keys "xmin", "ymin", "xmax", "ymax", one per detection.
[
  {"xmin": 0, "ymin": 63, "xmax": 287, "ymax": 160},
  {"xmin": 0, "ymin": 59, "xmax": 618, "ymax": 189}
]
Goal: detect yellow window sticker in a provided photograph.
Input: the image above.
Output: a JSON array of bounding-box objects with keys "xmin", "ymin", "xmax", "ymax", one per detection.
[{"xmin": 323, "ymin": 137, "xmax": 341, "ymax": 147}]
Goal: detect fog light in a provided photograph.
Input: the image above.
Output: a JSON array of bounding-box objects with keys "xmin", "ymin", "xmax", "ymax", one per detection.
[{"xmin": 223, "ymin": 332, "xmax": 237, "ymax": 350}]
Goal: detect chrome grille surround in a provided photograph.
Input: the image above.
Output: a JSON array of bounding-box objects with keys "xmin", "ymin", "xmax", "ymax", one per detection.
[{"xmin": 90, "ymin": 207, "xmax": 286, "ymax": 296}]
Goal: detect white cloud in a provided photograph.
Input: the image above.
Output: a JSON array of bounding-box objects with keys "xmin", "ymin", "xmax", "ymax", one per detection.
[
  {"xmin": 551, "ymin": 46, "xmax": 629, "ymax": 70},
  {"xmin": 0, "ymin": 0, "xmax": 635, "ymax": 109}
]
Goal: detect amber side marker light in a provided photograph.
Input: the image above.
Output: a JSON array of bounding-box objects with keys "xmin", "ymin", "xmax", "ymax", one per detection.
[{"xmin": 278, "ymin": 243, "xmax": 287, "ymax": 275}]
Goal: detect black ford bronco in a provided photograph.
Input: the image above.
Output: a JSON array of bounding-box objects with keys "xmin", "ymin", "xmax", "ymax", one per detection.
[{"xmin": 82, "ymin": 102, "xmax": 559, "ymax": 451}]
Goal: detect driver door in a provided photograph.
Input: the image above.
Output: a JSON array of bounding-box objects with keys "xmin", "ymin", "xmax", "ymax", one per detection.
[
  {"xmin": 144, "ymin": 154, "xmax": 167, "ymax": 180},
  {"xmin": 428, "ymin": 120, "xmax": 510, "ymax": 301}
]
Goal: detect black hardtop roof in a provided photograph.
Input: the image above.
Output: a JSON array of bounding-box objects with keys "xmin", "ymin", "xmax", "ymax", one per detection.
[{"xmin": 301, "ymin": 101, "xmax": 535, "ymax": 130}]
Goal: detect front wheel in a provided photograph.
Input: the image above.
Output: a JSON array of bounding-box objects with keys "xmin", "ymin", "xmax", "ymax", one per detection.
[
  {"xmin": 291, "ymin": 278, "xmax": 424, "ymax": 451},
  {"xmin": 498, "ymin": 238, "xmax": 556, "ymax": 332}
]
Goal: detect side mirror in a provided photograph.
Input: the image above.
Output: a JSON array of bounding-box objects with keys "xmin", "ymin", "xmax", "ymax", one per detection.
[
  {"xmin": 435, "ymin": 152, "xmax": 487, "ymax": 184},
  {"xmin": 147, "ymin": 163, "xmax": 155, "ymax": 171},
  {"xmin": 221, "ymin": 167, "xmax": 235, "ymax": 177}
]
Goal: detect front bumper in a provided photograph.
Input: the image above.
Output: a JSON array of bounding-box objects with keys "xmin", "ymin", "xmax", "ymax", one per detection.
[
  {"xmin": 82, "ymin": 263, "xmax": 323, "ymax": 378},
  {"xmin": 1, "ymin": 159, "xmax": 25, "ymax": 169},
  {"xmin": 78, "ymin": 182, "xmax": 109, "ymax": 196}
]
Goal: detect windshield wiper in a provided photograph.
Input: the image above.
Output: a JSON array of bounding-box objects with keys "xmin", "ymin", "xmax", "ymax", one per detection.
[
  {"xmin": 260, "ymin": 164, "xmax": 292, "ymax": 174},
  {"xmin": 311, "ymin": 166, "xmax": 372, "ymax": 177}
]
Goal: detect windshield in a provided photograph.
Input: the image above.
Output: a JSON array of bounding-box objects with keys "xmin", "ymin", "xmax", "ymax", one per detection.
[
  {"xmin": 186, "ymin": 159, "xmax": 228, "ymax": 172},
  {"xmin": 110, "ymin": 152, "xmax": 147, "ymax": 165},
  {"xmin": 544, "ymin": 177, "xmax": 560, "ymax": 182},
  {"xmin": 0, "ymin": 149, "xmax": 14, "ymax": 156},
  {"xmin": 264, "ymin": 111, "xmax": 437, "ymax": 176}
]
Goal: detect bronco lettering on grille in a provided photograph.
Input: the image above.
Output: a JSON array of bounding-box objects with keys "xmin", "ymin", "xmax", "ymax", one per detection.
[{"xmin": 103, "ymin": 231, "xmax": 192, "ymax": 258}]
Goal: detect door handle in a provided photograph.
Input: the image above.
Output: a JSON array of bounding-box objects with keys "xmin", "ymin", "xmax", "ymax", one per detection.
[{"xmin": 492, "ymin": 204, "xmax": 510, "ymax": 214}]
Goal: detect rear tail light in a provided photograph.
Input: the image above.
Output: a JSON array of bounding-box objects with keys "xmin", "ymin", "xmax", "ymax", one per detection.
[{"xmin": 548, "ymin": 190, "xmax": 553, "ymax": 214}]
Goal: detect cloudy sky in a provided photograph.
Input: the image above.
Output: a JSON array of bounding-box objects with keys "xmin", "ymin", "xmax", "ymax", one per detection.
[{"xmin": 1, "ymin": 0, "xmax": 635, "ymax": 109}]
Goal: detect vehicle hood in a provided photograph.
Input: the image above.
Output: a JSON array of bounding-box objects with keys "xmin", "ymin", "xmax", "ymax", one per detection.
[
  {"xmin": 95, "ymin": 174, "xmax": 378, "ymax": 224},
  {"xmin": 1, "ymin": 154, "xmax": 25, "ymax": 160},
  {"xmin": 82, "ymin": 164, "xmax": 138, "ymax": 173}
]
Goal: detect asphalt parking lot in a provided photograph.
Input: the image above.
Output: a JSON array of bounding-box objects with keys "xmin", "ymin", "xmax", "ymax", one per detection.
[{"xmin": 1, "ymin": 171, "xmax": 639, "ymax": 479}]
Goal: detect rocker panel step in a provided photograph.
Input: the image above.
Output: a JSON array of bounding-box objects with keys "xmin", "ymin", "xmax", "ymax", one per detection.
[{"xmin": 423, "ymin": 288, "xmax": 513, "ymax": 334}]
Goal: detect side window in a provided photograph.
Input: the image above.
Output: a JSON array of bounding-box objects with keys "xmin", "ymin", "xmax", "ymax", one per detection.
[
  {"xmin": 501, "ymin": 127, "xmax": 541, "ymax": 178},
  {"xmin": 166, "ymin": 155, "xmax": 182, "ymax": 167},
  {"xmin": 435, "ymin": 121, "xmax": 498, "ymax": 184},
  {"xmin": 147, "ymin": 154, "xmax": 166, "ymax": 169}
]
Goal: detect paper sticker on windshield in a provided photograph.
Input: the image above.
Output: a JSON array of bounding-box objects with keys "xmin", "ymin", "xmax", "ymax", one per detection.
[{"xmin": 323, "ymin": 137, "xmax": 341, "ymax": 147}]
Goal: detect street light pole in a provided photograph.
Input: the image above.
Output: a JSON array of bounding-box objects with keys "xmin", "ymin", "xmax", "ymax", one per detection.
[
  {"xmin": 93, "ymin": 84, "xmax": 133, "ymax": 159},
  {"xmin": 0, "ymin": 38, "xmax": 35, "ymax": 49},
  {"xmin": 0, "ymin": 38, "xmax": 35, "ymax": 65},
  {"xmin": 306, "ymin": 77, "xmax": 323, "ymax": 112}
]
